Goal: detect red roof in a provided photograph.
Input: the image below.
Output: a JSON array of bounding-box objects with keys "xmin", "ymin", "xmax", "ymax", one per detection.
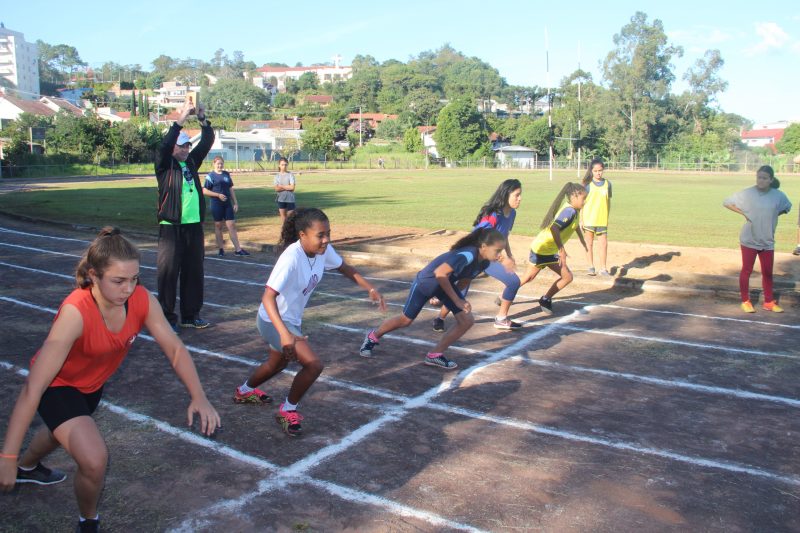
[
  {"xmin": 417, "ymin": 125, "xmax": 436, "ymax": 133},
  {"xmin": 305, "ymin": 95, "xmax": 333, "ymax": 104},
  {"xmin": 236, "ymin": 119, "xmax": 302, "ymax": 130},
  {"xmin": 741, "ymin": 128, "xmax": 785, "ymax": 142},
  {"xmin": 116, "ymin": 112, "xmax": 131, "ymax": 119},
  {"xmin": 348, "ymin": 113, "xmax": 398, "ymax": 121},
  {"xmin": 257, "ymin": 65, "xmax": 348, "ymax": 73},
  {"xmin": 0, "ymin": 94, "xmax": 56, "ymax": 117}
]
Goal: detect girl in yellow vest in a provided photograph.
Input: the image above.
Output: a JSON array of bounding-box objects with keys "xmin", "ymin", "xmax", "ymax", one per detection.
[
  {"xmin": 519, "ymin": 183, "xmax": 588, "ymax": 314},
  {"xmin": 581, "ymin": 158, "xmax": 612, "ymax": 276}
]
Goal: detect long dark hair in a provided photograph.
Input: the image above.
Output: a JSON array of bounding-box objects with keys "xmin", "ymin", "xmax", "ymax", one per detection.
[
  {"xmin": 472, "ymin": 179, "xmax": 522, "ymax": 226},
  {"xmin": 450, "ymin": 227, "xmax": 506, "ymax": 251},
  {"xmin": 75, "ymin": 227, "xmax": 140, "ymax": 288},
  {"xmin": 278, "ymin": 208, "xmax": 329, "ymax": 251},
  {"xmin": 757, "ymin": 165, "xmax": 781, "ymax": 189},
  {"xmin": 540, "ymin": 183, "xmax": 586, "ymax": 229},
  {"xmin": 581, "ymin": 158, "xmax": 605, "ymax": 186}
]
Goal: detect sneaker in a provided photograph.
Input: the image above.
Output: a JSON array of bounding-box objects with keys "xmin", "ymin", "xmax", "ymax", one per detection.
[
  {"xmin": 432, "ymin": 317, "xmax": 445, "ymax": 332},
  {"xmin": 740, "ymin": 301, "xmax": 755, "ymax": 313},
  {"xmin": 233, "ymin": 386, "xmax": 273, "ymax": 404},
  {"xmin": 793, "ymin": 246, "xmax": 800, "ymax": 256},
  {"xmin": 599, "ymin": 269, "xmax": 611, "ymax": 277},
  {"xmin": 763, "ymin": 301, "xmax": 784, "ymax": 313},
  {"xmin": 539, "ymin": 296, "xmax": 553, "ymax": 315},
  {"xmin": 170, "ymin": 322, "xmax": 181, "ymax": 335},
  {"xmin": 16, "ymin": 463, "xmax": 67, "ymax": 485},
  {"xmin": 494, "ymin": 317, "xmax": 522, "ymax": 330},
  {"xmin": 424, "ymin": 353, "xmax": 458, "ymax": 370},
  {"xmin": 181, "ymin": 318, "xmax": 211, "ymax": 329},
  {"xmin": 217, "ymin": 249, "xmax": 225, "ymax": 257},
  {"xmin": 76, "ymin": 518, "xmax": 100, "ymax": 533},
  {"xmin": 587, "ymin": 266, "xmax": 596, "ymax": 276},
  {"xmin": 234, "ymin": 249, "xmax": 250, "ymax": 256},
  {"xmin": 359, "ymin": 330, "xmax": 379, "ymax": 357},
  {"xmin": 275, "ymin": 404, "xmax": 303, "ymax": 436}
]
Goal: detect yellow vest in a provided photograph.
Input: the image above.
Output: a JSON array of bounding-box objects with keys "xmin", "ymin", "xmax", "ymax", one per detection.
[
  {"xmin": 530, "ymin": 205, "xmax": 579, "ymax": 255},
  {"xmin": 582, "ymin": 179, "xmax": 610, "ymax": 226}
]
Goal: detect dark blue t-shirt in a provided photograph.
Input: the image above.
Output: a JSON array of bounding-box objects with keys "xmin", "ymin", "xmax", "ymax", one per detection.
[
  {"xmin": 414, "ymin": 246, "xmax": 490, "ymax": 294},
  {"xmin": 473, "ymin": 209, "xmax": 516, "ymax": 236},
  {"xmin": 204, "ymin": 171, "xmax": 234, "ymax": 204}
]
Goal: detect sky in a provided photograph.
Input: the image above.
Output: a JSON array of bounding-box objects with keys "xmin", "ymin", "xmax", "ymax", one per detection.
[{"xmin": 3, "ymin": 0, "xmax": 799, "ymax": 125}]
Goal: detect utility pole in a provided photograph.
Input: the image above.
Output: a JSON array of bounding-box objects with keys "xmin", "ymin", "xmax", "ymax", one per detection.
[{"xmin": 359, "ymin": 105, "xmax": 363, "ymax": 147}]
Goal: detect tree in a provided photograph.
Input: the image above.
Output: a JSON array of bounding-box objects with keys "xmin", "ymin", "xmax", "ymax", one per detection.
[
  {"xmin": 301, "ymin": 118, "xmax": 337, "ymax": 158},
  {"xmin": 602, "ymin": 11, "xmax": 683, "ymax": 166},
  {"xmin": 434, "ymin": 98, "xmax": 487, "ymax": 160},
  {"xmin": 375, "ymin": 119, "xmax": 404, "ymax": 140},
  {"xmin": 403, "ymin": 127, "xmax": 423, "ymax": 153},
  {"xmin": 776, "ymin": 123, "xmax": 800, "ymax": 156},
  {"xmin": 36, "ymin": 40, "xmax": 86, "ymax": 84},
  {"xmin": 0, "ymin": 113, "xmax": 52, "ymax": 163},
  {"xmin": 201, "ymin": 79, "xmax": 271, "ymax": 121},
  {"xmin": 682, "ymin": 49, "xmax": 728, "ymax": 133},
  {"xmin": 48, "ymin": 112, "xmax": 108, "ymax": 159},
  {"xmin": 514, "ymin": 117, "xmax": 553, "ymax": 154},
  {"xmin": 296, "ymin": 72, "xmax": 319, "ymax": 91}
]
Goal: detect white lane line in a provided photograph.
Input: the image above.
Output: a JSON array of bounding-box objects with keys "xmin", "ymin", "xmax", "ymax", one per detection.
[
  {"xmin": 3, "ymin": 227, "xmax": 797, "ymax": 330},
  {"xmin": 0, "ymin": 361, "xmax": 480, "ymax": 533},
  {"xmin": 321, "ymin": 323, "xmax": 800, "ymax": 408}
]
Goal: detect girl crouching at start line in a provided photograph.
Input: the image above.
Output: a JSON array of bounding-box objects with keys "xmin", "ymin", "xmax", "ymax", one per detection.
[
  {"xmin": 520, "ymin": 182, "xmax": 588, "ymax": 315},
  {"xmin": 359, "ymin": 228, "xmax": 507, "ymax": 369},
  {"xmin": 233, "ymin": 208, "xmax": 385, "ymax": 436}
]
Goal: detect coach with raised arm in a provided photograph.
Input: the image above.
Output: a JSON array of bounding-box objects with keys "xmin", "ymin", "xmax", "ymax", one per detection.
[{"xmin": 155, "ymin": 98, "xmax": 215, "ymax": 333}]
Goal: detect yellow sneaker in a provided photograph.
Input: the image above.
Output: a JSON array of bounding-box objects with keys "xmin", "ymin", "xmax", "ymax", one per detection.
[
  {"xmin": 762, "ymin": 301, "xmax": 784, "ymax": 313},
  {"xmin": 740, "ymin": 301, "xmax": 755, "ymax": 313}
]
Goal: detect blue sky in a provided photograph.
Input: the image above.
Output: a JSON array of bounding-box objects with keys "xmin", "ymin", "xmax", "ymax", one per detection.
[{"xmin": 4, "ymin": 0, "xmax": 799, "ymax": 124}]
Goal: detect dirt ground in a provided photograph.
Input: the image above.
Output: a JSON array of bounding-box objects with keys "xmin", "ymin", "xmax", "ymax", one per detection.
[{"xmin": 1, "ymin": 216, "xmax": 799, "ymax": 532}]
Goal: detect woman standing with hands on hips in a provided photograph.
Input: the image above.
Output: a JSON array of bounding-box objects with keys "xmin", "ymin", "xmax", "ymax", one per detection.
[
  {"xmin": 274, "ymin": 157, "xmax": 297, "ymax": 225},
  {"xmin": 581, "ymin": 158, "xmax": 612, "ymax": 276},
  {"xmin": 0, "ymin": 227, "xmax": 220, "ymax": 533},
  {"xmin": 723, "ymin": 165, "xmax": 791, "ymax": 313},
  {"xmin": 203, "ymin": 156, "xmax": 249, "ymax": 257}
]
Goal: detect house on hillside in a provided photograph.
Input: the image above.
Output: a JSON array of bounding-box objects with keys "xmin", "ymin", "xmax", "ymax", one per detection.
[
  {"xmin": 40, "ymin": 96, "xmax": 83, "ymax": 117},
  {"xmin": 252, "ymin": 59, "xmax": 353, "ymax": 92},
  {"xmin": 418, "ymin": 125, "xmax": 438, "ymax": 158},
  {"xmin": 95, "ymin": 107, "xmax": 131, "ymax": 123},
  {"xmin": 189, "ymin": 127, "xmax": 305, "ymax": 165},
  {"xmin": 495, "ymin": 145, "xmax": 536, "ymax": 168},
  {"xmin": 0, "ymin": 92, "xmax": 56, "ymax": 123},
  {"xmin": 235, "ymin": 119, "xmax": 302, "ymax": 131},
  {"xmin": 347, "ymin": 113, "xmax": 398, "ymax": 133},
  {"xmin": 303, "ymin": 94, "xmax": 333, "ymax": 107},
  {"xmin": 740, "ymin": 122, "xmax": 792, "ymax": 153},
  {"xmin": 155, "ymin": 81, "xmax": 200, "ymax": 109}
]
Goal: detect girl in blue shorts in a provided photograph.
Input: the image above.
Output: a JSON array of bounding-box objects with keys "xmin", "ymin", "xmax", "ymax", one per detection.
[
  {"xmin": 359, "ymin": 228, "xmax": 506, "ymax": 369},
  {"xmin": 203, "ymin": 156, "xmax": 249, "ymax": 257},
  {"xmin": 432, "ymin": 179, "xmax": 523, "ymax": 332},
  {"xmin": 519, "ymin": 183, "xmax": 588, "ymax": 315}
]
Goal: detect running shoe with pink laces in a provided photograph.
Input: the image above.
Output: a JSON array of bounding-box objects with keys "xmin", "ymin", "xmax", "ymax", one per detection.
[
  {"xmin": 233, "ymin": 386, "xmax": 273, "ymax": 404},
  {"xmin": 276, "ymin": 403, "xmax": 303, "ymax": 436}
]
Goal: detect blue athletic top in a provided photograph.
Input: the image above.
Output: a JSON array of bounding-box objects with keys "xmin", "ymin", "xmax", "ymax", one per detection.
[
  {"xmin": 473, "ymin": 209, "xmax": 516, "ymax": 237},
  {"xmin": 204, "ymin": 171, "xmax": 234, "ymax": 204},
  {"xmin": 414, "ymin": 246, "xmax": 490, "ymax": 294}
]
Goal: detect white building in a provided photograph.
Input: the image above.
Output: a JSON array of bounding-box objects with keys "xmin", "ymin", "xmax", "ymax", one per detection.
[
  {"xmin": 495, "ymin": 145, "xmax": 537, "ymax": 168},
  {"xmin": 0, "ymin": 24, "xmax": 39, "ymax": 100},
  {"xmin": 155, "ymin": 80, "xmax": 200, "ymax": 109},
  {"xmin": 253, "ymin": 57, "xmax": 353, "ymax": 92},
  {"xmin": 191, "ymin": 128, "xmax": 305, "ymax": 165}
]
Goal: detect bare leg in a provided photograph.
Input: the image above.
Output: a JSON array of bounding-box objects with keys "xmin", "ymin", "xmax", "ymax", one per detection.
[
  {"xmin": 214, "ymin": 221, "xmax": 224, "ymax": 250},
  {"xmin": 226, "ymin": 220, "xmax": 242, "ymax": 251},
  {"xmin": 52, "ymin": 416, "xmax": 108, "ymax": 520},
  {"xmin": 286, "ymin": 340, "xmax": 323, "ymax": 405},
  {"xmin": 518, "ymin": 263, "xmax": 543, "ymax": 288},
  {"xmin": 375, "ymin": 314, "xmax": 413, "ymax": 338},
  {"xmin": 596, "ymin": 233, "xmax": 608, "ymax": 271},
  {"xmin": 278, "ymin": 208, "xmax": 287, "ymax": 225},
  {"xmin": 583, "ymin": 230, "xmax": 595, "ymax": 269},
  {"xmin": 18, "ymin": 426, "xmax": 60, "ymax": 468},
  {"xmin": 431, "ymin": 311, "xmax": 474, "ymax": 353},
  {"xmin": 543, "ymin": 263, "xmax": 573, "ymax": 299},
  {"xmin": 498, "ymin": 298, "xmax": 513, "ymax": 317},
  {"xmin": 246, "ymin": 348, "xmax": 289, "ymax": 388}
]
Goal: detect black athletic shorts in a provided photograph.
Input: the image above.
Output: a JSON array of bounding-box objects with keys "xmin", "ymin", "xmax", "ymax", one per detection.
[{"xmin": 38, "ymin": 386, "xmax": 104, "ymax": 432}]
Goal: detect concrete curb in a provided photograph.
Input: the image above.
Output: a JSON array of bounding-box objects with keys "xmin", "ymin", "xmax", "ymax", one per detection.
[{"xmin": 2, "ymin": 210, "xmax": 798, "ymax": 305}]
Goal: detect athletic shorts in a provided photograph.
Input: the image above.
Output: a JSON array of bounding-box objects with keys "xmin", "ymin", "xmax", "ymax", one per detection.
[
  {"xmin": 583, "ymin": 225, "xmax": 608, "ymax": 235},
  {"xmin": 402, "ymin": 281, "xmax": 464, "ymax": 320},
  {"xmin": 256, "ymin": 314, "xmax": 303, "ymax": 352},
  {"xmin": 38, "ymin": 386, "xmax": 104, "ymax": 432},
  {"xmin": 211, "ymin": 201, "xmax": 235, "ymax": 222},
  {"xmin": 276, "ymin": 201, "xmax": 296, "ymax": 211},
  {"xmin": 529, "ymin": 251, "xmax": 559, "ymax": 269}
]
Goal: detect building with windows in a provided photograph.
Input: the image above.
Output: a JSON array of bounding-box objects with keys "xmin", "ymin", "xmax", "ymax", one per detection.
[
  {"xmin": 0, "ymin": 24, "xmax": 39, "ymax": 100},
  {"xmin": 252, "ymin": 57, "xmax": 353, "ymax": 92}
]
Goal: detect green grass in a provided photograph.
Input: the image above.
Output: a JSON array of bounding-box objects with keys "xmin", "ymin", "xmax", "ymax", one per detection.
[{"xmin": 1, "ymin": 168, "xmax": 798, "ymax": 250}]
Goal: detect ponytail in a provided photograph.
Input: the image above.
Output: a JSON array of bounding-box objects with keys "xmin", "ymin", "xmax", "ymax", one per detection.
[
  {"xmin": 450, "ymin": 227, "xmax": 506, "ymax": 251},
  {"xmin": 540, "ymin": 183, "xmax": 586, "ymax": 230},
  {"xmin": 75, "ymin": 226, "xmax": 140, "ymax": 288},
  {"xmin": 473, "ymin": 179, "xmax": 522, "ymax": 226},
  {"xmin": 757, "ymin": 165, "xmax": 780, "ymax": 189},
  {"xmin": 277, "ymin": 208, "xmax": 329, "ymax": 251}
]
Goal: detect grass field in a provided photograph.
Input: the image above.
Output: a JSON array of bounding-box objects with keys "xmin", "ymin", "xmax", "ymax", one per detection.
[{"xmin": 1, "ymin": 168, "xmax": 798, "ymax": 249}]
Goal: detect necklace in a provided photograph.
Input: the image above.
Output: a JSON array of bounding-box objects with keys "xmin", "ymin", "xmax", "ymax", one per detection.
[{"xmin": 306, "ymin": 254, "xmax": 317, "ymax": 269}]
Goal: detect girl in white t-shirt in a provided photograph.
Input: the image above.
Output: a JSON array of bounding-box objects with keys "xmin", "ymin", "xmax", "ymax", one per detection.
[{"xmin": 233, "ymin": 208, "xmax": 386, "ymax": 436}]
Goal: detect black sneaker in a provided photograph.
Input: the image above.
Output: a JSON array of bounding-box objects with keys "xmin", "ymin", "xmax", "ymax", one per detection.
[
  {"xmin": 181, "ymin": 318, "xmax": 211, "ymax": 329},
  {"xmin": 432, "ymin": 317, "xmax": 445, "ymax": 332},
  {"xmin": 539, "ymin": 296, "xmax": 553, "ymax": 315},
  {"xmin": 16, "ymin": 463, "xmax": 67, "ymax": 485},
  {"xmin": 217, "ymin": 249, "xmax": 225, "ymax": 257},
  {"xmin": 234, "ymin": 249, "xmax": 250, "ymax": 256},
  {"xmin": 359, "ymin": 330, "xmax": 379, "ymax": 357},
  {"xmin": 76, "ymin": 518, "xmax": 99, "ymax": 533}
]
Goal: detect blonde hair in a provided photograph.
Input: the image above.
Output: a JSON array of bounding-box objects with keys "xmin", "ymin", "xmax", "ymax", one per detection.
[{"xmin": 75, "ymin": 227, "xmax": 140, "ymax": 288}]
